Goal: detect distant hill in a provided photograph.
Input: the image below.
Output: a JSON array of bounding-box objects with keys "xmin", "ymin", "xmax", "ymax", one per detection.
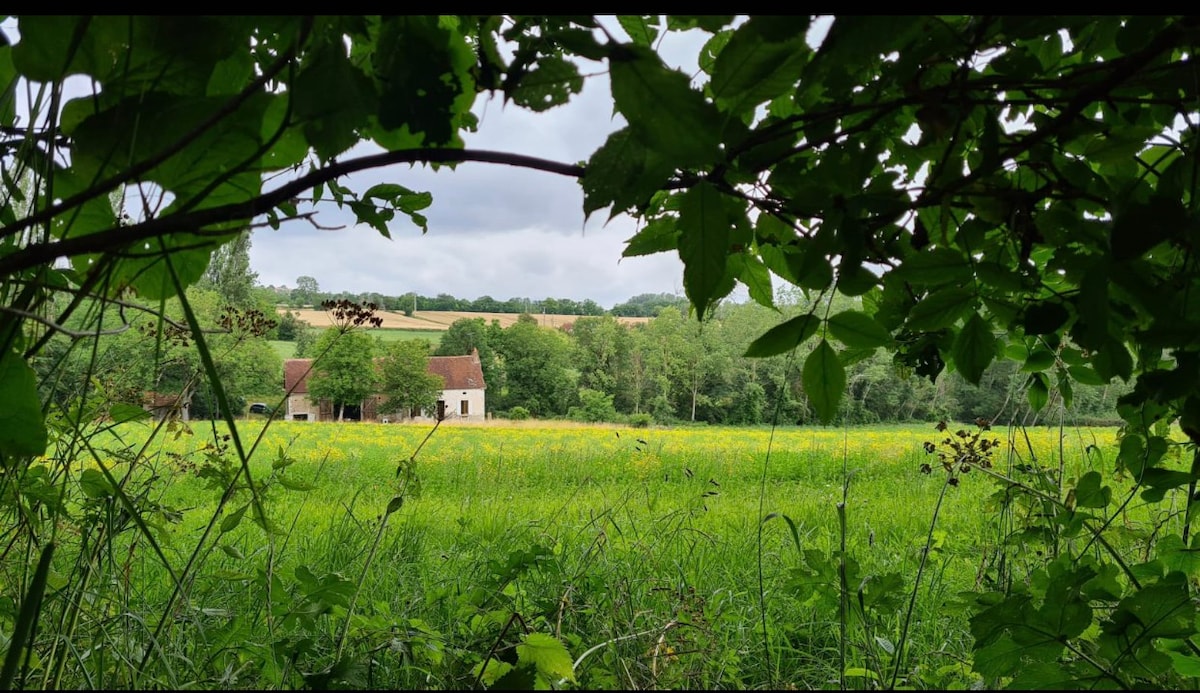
[{"xmin": 280, "ymin": 308, "xmax": 650, "ymax": 331}]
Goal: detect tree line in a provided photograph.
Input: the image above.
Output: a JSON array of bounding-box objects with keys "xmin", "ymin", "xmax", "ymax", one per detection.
[
  {"xmin": 281, "ymin": 291, "xmax": 1129, "ymax": 428},
  {"xmin": 278, "ymin": 275, "xmax": 688, "ymax": 318}
]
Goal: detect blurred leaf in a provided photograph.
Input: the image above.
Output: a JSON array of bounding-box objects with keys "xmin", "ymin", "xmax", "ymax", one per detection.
[{"xmin": 0, "ymin": 349, "xmax": 47, "ymax": 457}]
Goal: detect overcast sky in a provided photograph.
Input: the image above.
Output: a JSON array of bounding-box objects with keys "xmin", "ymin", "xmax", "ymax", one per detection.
[{"xmin": 248, "ymin": 23, "xmax": 719, "ymax": 309}]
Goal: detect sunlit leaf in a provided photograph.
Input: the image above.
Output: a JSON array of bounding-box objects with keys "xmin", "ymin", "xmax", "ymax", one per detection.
[{"xmin": 516, "ymin": 632, "xmax": 575, "ymax": 683}]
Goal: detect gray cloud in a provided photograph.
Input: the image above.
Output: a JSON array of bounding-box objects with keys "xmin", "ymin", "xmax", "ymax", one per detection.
[{"xmin": 251, "ymin": 24, "xmax": 714, "ymax": 309}]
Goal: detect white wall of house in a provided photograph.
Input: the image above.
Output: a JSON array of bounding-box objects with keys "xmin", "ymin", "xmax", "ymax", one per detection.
[
  {"xmin": 286, "ymin": 393, "xmax": 317, "ymax": 421},
  {"xmin": 410, "ymin": 387, "xmax": 486, "ymax": 423}
]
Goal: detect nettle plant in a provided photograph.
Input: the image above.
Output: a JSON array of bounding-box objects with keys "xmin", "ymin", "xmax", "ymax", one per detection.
[{"xmin": 1, "ymin": 14, "xmax": 1200, "ymax": 689}]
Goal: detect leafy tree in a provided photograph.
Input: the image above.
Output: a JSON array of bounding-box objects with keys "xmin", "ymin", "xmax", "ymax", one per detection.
[
  {"xmin": 306, "ymin": 328, "xmax": 376, "ymax": 421},
  {"xmin": 571, "ymin": 315, "xmax": 636, "ymax": 410},
  {"xmin": 435, "ymin": 317, "xmax": 503, "ymax": 407},
  {"xmin": 494, "ymin": 314, "xmax": 576, "ymax": 416},
  {"xmin": 375, "ymin": 338, "xmax": 442, "ymax": 418},
  {"xmin": 292, "ymin": 276, "xmax": 321, "ymax": 307},
  {"xmin": 197, "ymin": 230, "xmax": 258, "ymax": 309}
]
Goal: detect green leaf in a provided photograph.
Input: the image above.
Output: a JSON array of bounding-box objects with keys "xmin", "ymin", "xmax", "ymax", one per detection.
[
  {"xmin": 610, "ymin": 44, "xmax": 723, "ymax": 166},
  {"xmin": 1066, "ymin": 364, "xmax": 1107, "ymax": 386},
  {"xmin": 745, "ymin": 314, "xmax": 820, "ymax": 357},
  {"xmin": 510, "ymin": 55, "xmax": 582, "ymax": 112},
  {"xmin": 583, "ymin": 128, "xmax": 676, "ymax": 221},
  {"xmin": 894, "ymin": 248, "xmax": 973, "ymax": 286},
  {"xmin": 616, "ymin": 16, "xmax": 659, "ymax": 46},
  {"xmin": 1021, "ymin": 347, "xmax": 1057, "ymax": 372},
  {"xmin": 1167, "ymin": 651, "xmax": 1200, "ymax": 678},
  {"xmin": 678, "ymin": 182, "xmax": 735, "ymax": 316},
  {"xmin": 1155, "ymin": 535, "xmax": 1200, "ymax": 577},
  {"xmin": 905, "ymin": 287, "xmax": 975, "ymax": 331},
  {"xmin": 1027, "ymin": 372, "xmax": 1049, "ymax": 412},
  {"xmin": 516, "ymin": 632, "xmax": 575, "ymax": 683},
  {"xmin": 827, "ymin": 310, "xmax": 893, "ymax": 349},
  {"xmin": 475, "ymin": 659, "xmax": 514, "ymax": 686},
  {"xmin": 373, "ymin": 16, "xmax": 474, "ymax": 146},
  {"xmin": 1073, "ymin": 471, "xmax": 1111, "ymax": 509},
  {"xmin": 730, "ymin": 253, "xmax": 775, "ymax": 309},
  {"xmin": 0, "ymin": 349, "xmax": 48, "ymax": 457},
  {"xmin": 951, "ymin": 313, "xmax": 997, "ymax": 385},
  {"xmin": 292, "ymin": 43, "xmax": 377, "ymax": 160},
  {"xmin": 78, "ymin": 469, "xmax": 114, "ymax": 499},
  {"xmin": 1110, "ymin": 196, "xmax": 1190, "ymax": 262},
  {"xmin": 108, "ymin": 402, "xmax": 152, "ymax": 424},
  {"xmin": 277, "ymin": 476, "xmax": 316, "ymax": 492},
  {"xmin": 1103, "ymin": 577, "xmax": 1196, "ymax": 641},
  {"xmin": 1023, "ymin": 301, "xmax": 1070, "ymax": 336},
  {"xmin": 220, "ymin": 504, "xmax": 249, "ymax": 534},
  {"xmin": 803, "ymin": 340, "xmax": 846, "ymax": 424},
  {"xmin": 711, "ymin": 17, "xmax": 811, "ymax": 117},
  {"xmin": 622, "ymin": 217, "xmax": 680, "ymax": 258}
]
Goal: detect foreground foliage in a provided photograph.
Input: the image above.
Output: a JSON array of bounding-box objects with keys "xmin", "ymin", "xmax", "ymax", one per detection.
[{"xmin": 2, "ymin": 14, "xmax": 1200, "ymax": 690}]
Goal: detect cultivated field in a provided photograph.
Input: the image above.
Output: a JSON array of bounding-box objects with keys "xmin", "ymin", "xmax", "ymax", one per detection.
[{"xmin": 281, "ymin": 307, "xmax": 652, "ymax": 331}]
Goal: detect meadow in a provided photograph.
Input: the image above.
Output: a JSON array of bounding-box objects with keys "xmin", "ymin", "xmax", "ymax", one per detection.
[{"xmin": 21, "ymin": 420, "xmax": 1146, "ymax": 689}]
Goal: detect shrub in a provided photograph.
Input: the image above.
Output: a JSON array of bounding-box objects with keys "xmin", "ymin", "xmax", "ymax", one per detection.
[
  {"xmin": 508, "ymin": 406, "xmax": 530, "ymax": 420},
  {"xmin": 627, "ymin": 412, "xmax": 653, "ymax": 428}
]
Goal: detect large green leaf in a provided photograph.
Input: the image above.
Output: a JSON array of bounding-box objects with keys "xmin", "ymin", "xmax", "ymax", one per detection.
[
  {"xmin": 951, "ymin": 313, "xmax": 997, "ymax": 385},
  {"xmin": 293, "ymin": 42, "xmax": 377, "ymax": 160},
  {"xmin": 827, "ymin": 310, "xmax": 893, "ymax": 349},
  {"xmin": 729, "ymin": 252, "xmax": 775, "ymax": 309},
  {"xmin": 610, "ymin": 44, "xmax": 723, "ymax": 166},
  {"xmin": 0, "ymin": 348, "xmax": 47, "ymax": 458},
  {"xmin": 904, "ymin": 287, "xmax": 975, "ymax": 331},
  {"xmin": 622, "ymin": 217, "xmax": 680, "ymax": 257},
  {"xmin": 803, "ymin": 339, "xmax": 846, "ymax": 424},
  {"xmin": 373, "ymin": 16, "xmax": 475, "ymax": 145},
  {"xmin": 583, "ymin": 128, "xmax": 676, "ymax": 221},
  {"xmin": 516, "ymin": 632, "xmax": 575, "ymax": 683},
  {"xmin": 710, "ymin": 17, "xmax": 811, "ymax": 118},
  {"xmin": 1110, "ymin": 196, "xmax": 1190, "ymax": 261},
  {"xmin": 678, "ymin": 182, "xmax": 737, "ymax": 316},
  {"xmin": 745, "ymin": 314, "xmax": 821, "ymax": 357},
  {"xmin": 893, "ymin": 247, "xmax": 974, "ymax": 286}
]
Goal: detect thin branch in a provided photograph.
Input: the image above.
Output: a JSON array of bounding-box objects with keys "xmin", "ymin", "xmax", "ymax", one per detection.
[{"xmin": 0, "ymin": 147, "xmax": 590, "ymax": 280}]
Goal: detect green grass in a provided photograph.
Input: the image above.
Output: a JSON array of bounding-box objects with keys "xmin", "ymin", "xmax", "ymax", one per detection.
[
  {"xmin": 369, "ymin": 328, "xmax": 443, "ymax": 344},
  {"xmin": 16, "ymin": 421, "xmax": 1152, "ymax": 689},
  {"xmin": 269, "ymin": 339, "xmax": 296, "ymax": 359}
]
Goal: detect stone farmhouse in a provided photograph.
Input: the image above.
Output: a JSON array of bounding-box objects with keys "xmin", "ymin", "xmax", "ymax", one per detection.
[{"xmin": 282, "ymin": 349, "xmax": 486, "ymax": 423}]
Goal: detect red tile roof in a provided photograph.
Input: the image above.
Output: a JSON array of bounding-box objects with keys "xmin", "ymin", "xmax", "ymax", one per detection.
[
  {"xmin": 426, "ymin": 351, "xmax": 486, "ymax": 391},
  {"xmin": 284, "ymin": 359, "xmax": 315, "ymax": 394},
  {"xmin": 283, "ymin": 349, "xmax": 485, "ymax": 393}
]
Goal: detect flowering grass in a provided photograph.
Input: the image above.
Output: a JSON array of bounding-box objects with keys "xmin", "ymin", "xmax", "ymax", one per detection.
[{"xmin": 66, "ymin": 419, "xmax": 1131, "ymax": 689}]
